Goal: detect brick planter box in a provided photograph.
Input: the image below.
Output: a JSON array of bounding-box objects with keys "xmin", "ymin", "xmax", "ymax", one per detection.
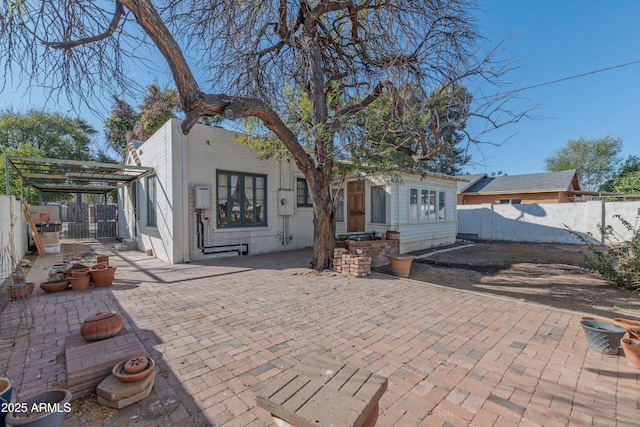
[{"xmin": 335, "ymin": 239, "xmax": 400, "ymax": 267}]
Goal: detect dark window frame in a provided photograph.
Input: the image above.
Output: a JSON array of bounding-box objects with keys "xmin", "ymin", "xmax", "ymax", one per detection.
[
  {"xmin": 216, "ymin": 170, "xmax": 267, "ymax": 228},
  {"xmin": 296, "ymin": 178, "xmax": 313, "ymax": 207}
]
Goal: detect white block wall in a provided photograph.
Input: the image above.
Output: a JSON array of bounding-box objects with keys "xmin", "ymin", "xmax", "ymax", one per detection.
[
  {"xmin": 457, "ymin": 201, "xmax": 640, "ymax": 245},
  {"xmin": 0, "ymin": 195, "xmax": 28, "ymax": 282}
]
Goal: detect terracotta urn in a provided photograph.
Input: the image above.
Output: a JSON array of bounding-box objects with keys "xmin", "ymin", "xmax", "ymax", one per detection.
[
  {"xmin": 69, "ymin": 274, "xmax": 91, "ymax": 291},
  {"xmin": 80, "ymin": 311, "xmax": 123, "ymax": 341},
  {"xmin": 91, "ymin": 265, "xmax": 117, "ymax": 287},
  {"xmin": 621, "ymin": 337, "xmax": 640, "ymax": 368},
  {"xmin": 113, "ymin": 357, "xmax": 155, "ymax": 382},
  {"xmin": 387, "ymin": 254, "xmax": 416, "ymax": 278},
  {"xmin": 70, "ymin": 268, "xmax": 90, "ymax": 277},
  {"xmin": 90, "ymin": 261, "xmax": 108, "ymax": 271}
]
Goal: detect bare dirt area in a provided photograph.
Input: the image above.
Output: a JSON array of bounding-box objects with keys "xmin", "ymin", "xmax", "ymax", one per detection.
[{"xmin": 375, "ymin": 241, "xmax": 640, "ymax": 319}]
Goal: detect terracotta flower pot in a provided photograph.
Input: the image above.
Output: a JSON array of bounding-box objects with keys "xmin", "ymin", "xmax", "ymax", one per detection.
[
  {"xmin": 90, "ymin": 261, "xmax": 108, "ymax": 271},
  {"xmin": 80, "ymin": 311, "xmax": 123, "ymax": 341},
  {"xmin": 113, "ymin": 357, "xmax": 155, "ymax": 382},
  {"xmin": 69, "ymin": 274, "xmax": 90, "ymax": 291},
  {"xmin": 70, "ymin": 268, "xmax": 90, "ymax": 277},
  {"xmin": 613, "ymin": 317, "xmax": 640, "ymax": 330},
  {"xmin": 387, "ymin": 254, "xmax": 416, "ymax": 278},
  {"xmin": 40, "ymin": 279, "xmax": 69, "ymax": 293},
  {"xmin": 9, "ymin": 283, "xmax": 35, "ymax": 299},
  {"xmin": 386, "ymin": 230, "xmax": 400, "ymax": 240},
  {"xmin": 5, "ymin": 389, "xmax": 72, "ymax": 427},
  {"xmin": 91, "ymin": 265, "xmax": 117, "ymax": 287},
  {"xmin": 96, "ymin": 255, "xmax": 109, "ymax": 266},
  {"xmin": 621, "ymin": 337, "xmax": 640, "ymax": 368}
]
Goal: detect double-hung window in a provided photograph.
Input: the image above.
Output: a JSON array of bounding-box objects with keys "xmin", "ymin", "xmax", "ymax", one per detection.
[
  {"xmin": 217, "ymin": 171, "xmax": 266, "ymax": 227},
  {"xmin": 370, "ymin": 186, "xmax": 386, "ymax": 223}
]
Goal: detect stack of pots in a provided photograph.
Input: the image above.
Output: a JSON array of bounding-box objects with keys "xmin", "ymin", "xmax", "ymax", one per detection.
[
  {"xmin": 90, "ymin": 256, "xmax": 116, "ymax": 287},
  {"xmin": 69, "ymin": 266, "xmax": 91, "ymax": 291}
]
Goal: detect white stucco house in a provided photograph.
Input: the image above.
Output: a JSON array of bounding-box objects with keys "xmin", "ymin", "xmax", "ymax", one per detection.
[{"xmin": 117, "ymin": 118, "xmax": 459, "ymax": 264}]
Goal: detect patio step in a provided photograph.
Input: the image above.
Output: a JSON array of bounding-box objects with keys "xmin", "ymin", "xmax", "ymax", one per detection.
[{"xmin": 115, "ymin": 239, "xmax": 137, "ymax": 252}]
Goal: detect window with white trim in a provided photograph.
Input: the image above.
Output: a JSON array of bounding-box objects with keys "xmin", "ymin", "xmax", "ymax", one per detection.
[
  {"xmin": 370, "ymin": 186, "xmax": 386, "ymax": 223},
  {"xmin": 409, "ymin": 188, "xmax": 419, "ymax": 221},
  {"xmin": 335, "ymin": 189, "xmax": 344, "ymax": 222}
]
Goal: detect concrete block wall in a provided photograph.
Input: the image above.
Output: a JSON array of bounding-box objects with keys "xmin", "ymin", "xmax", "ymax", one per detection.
[
  {"xmin": 0, "ymin": 195, "xmax": 28, "ymax": 282},
  {"xmin": 457, "ymin": 201, "xmax": 640, "ymax": 245}
]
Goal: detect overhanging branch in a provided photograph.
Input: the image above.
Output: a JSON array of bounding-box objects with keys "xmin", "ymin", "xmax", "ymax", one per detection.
[{"xmin": 44, "ymin": 1, "xmax": 124, "ymax": 48}]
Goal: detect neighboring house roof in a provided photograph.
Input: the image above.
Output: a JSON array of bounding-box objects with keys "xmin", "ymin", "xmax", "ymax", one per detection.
[
  {"xmin": 460, "ymin": 169, "xmax": 580, "ymax": 195},
  {"xmin": 456, "ymin": 174, "xmax": 487, "ymax": 193}
]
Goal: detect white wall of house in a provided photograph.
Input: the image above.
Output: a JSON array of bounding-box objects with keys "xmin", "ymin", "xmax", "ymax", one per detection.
[
  {"xmin": 457, "ymin": 200, "xmax": 640, "ymax": 244},
  {"xmin": 335, "ymin": 174, "xmax": 458, "ymax": 253},
  {"xmin": 120, "ymin": 119, "xmax": 459, "ymax": 263},
  {"xmin": 0, "ymin": 195, "xmax": 28, "ymax": 283}
]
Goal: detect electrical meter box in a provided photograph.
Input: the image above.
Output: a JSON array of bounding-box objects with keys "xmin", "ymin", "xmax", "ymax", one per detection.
[
  {"xmin": 194, "ymin": 186, "xmax": 210, "ymax": 209},
  {"xmin": 277, "ymin": 190, "xmax": 294, "ymax": 216}
]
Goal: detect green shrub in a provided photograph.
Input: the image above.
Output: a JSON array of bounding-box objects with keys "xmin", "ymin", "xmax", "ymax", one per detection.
[{"xmin": 566, "ymin": 214, "xmax": 640, "ymax": 290}]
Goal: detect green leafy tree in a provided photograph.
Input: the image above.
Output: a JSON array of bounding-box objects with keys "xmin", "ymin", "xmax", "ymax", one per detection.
[
  {"xmin": 1, "ymin": 144, "xmax": 46, "ymax": 203},
  {"xmin": 544, "ymin": 135, "xmax": 623, "ymax": 191},
  {"xmin": 2, "ymin": 1, "xmax": 527, "ymax": 270},
  {"xmin": 0, "ymin": 110, "xmax": 96, "ymax": 161},
  {"xmin": 104, "ymin": 85, "xmax": 181, "ymax": 153},
  {"xmin": 600, "ymin": 155, "xmax": 640, "ymax": 194}
]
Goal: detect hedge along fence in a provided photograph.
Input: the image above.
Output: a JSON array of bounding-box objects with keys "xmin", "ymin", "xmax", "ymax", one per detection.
[{"xmin": 457, "ymin": 200, "xmax": 640, "ymax": 245}]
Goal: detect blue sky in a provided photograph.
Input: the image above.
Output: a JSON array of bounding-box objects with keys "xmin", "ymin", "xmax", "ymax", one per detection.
[
  {"xmin": 1, "ymin": 1, "xmax": 638, "ymax": 177},
  {"xmin": 466, "ymin": 0, "xmax": 640, "ymax": 175}
]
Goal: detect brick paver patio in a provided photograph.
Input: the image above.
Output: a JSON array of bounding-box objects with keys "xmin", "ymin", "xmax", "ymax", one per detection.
[{"xmin": 1, "ymin": 242, "xmax": 638, "ymax": 426}]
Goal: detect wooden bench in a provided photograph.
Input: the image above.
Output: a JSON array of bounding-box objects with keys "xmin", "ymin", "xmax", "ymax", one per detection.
[{"xmin": 256, "ymin": 354, "xmax": 388, "ymax": 427}]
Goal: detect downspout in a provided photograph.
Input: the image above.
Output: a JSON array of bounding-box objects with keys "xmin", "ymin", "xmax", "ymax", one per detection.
[{"xmin": 181, "ymin": 131, "xmax": 190, "ymax": 263}]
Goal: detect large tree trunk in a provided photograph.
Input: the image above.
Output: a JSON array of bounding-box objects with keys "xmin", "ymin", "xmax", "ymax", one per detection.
[{"xmin": 309, "ymin": 176, "xmax": 336, "ymax": 270}]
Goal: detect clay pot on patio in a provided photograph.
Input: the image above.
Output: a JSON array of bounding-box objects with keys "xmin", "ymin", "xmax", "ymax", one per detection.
[
  {"xmin": 5, "ymin": 389, "xmax": 72, "ymax": 427},
  {"xmin": 40, "ymin": 279, "xmax": 69, "ymax": 293},
  {"xmin": 69, "ymin": 274, "xmax": 90, "ymax": 291},
  {"xmin": 386, "ymin": 230, "xmax": 400, "ymax": 240},
  {"xmin": 621, "ymin": 337, "xmax": 640, "ymax": 368},
  {"xmin": 9, "ymin": 282, "xmax": 35, "ymax": 299},
  {"xmin": 580, "ymin": 320, "xmax": 626, "ymax": 354},
  {"xmin": 613, "ymin": 317, "xmax": 640, "ymax": 330},
  {"xmin": 96, "ymin": 255, "xmax": 109, "ymax": 266},
  {"xmin": 112, "ymin": 357, "xmax": 155, "ymax": 383},
  {"xmin": 80, "ymin": 311, "xmax": 123, "ymax": 342},
  {"xmin": 90, "ymin": 266, "xmax": 116, "ymax": 287},
  {"xmin": 387, "ymin": 254, "xmax": 416, "ymax": 278},
  {"xmin": 70, "ymin": 268, "xmax": 90, "ymax": 277},
  {"xmin": 90, "ymin": 261, "xmax": 108, "ymax": 271}
]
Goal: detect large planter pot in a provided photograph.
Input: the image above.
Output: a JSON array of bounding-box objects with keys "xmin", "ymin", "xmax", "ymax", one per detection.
[
  {"xmin": 90, "ymin": 266, "xmax": 116, "ymax": 287},
  {"xmin": 69, "ymin": 275, "xmax": 90, "ymax": 291},
  {"xmin": 580, "ymin": 320, "xmax": 626, "ymax": 354},
  {"xmin": 5, "ymin": 389, "xmax": 71, "ymax": 427},
  {"xmin": 387, "ymin": 254, "xmax": 416, "ymax": 278},
  {"xmin": 80, "ymin": 312, "xmax": 122, "ymax": 342},
  {"xmin": 620, "ymin": 337, "xmax": 640, "ymax": 368},
  {"xmin": 1, "ymin": 377, "xmax": 12, "ymax": 427}
]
